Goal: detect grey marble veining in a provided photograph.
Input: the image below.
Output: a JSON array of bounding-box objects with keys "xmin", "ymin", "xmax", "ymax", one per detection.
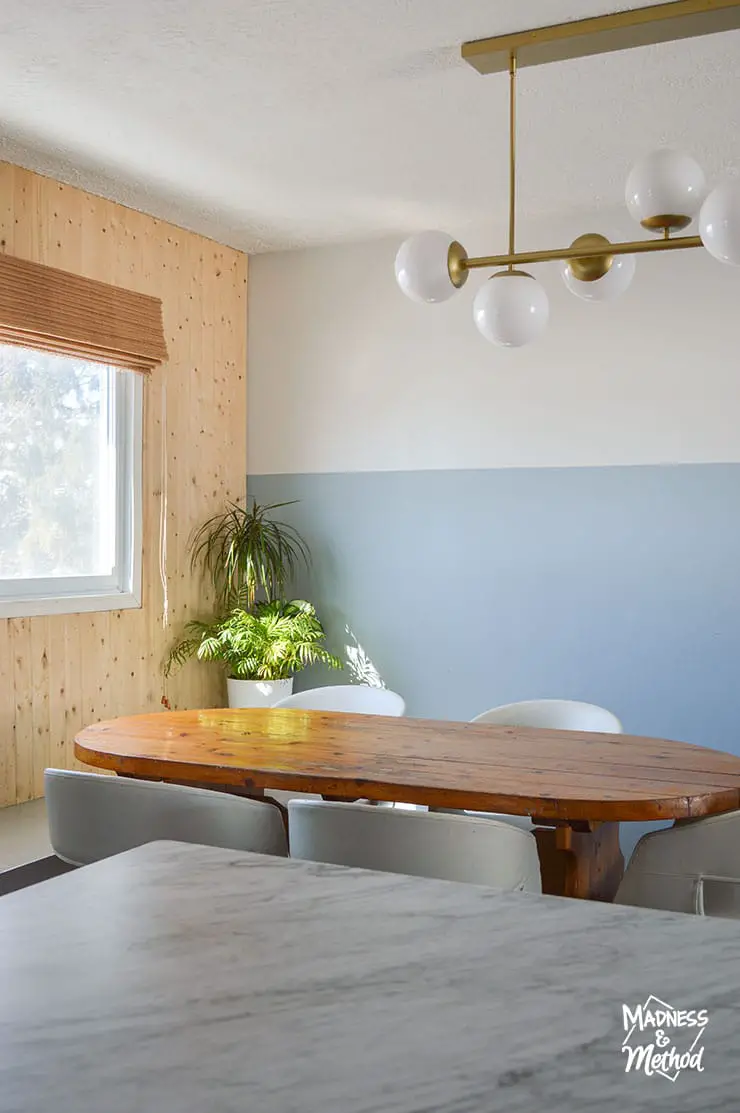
[{"xmin": 0, "ymin": 842, "xmax": 738, "ymax": 1112}]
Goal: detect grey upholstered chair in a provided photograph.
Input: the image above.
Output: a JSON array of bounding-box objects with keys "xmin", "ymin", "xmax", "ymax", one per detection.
[
  {"xmin": 615, "ymin": 810, "xmax": 740, "ymax": 918},
  {"xmin": 288, "ymin": 799, "xmax": 542, "ymax": 892},
  {"xmin": 44, "ymin": 768, "xmax": 288, "ymax": 867}
]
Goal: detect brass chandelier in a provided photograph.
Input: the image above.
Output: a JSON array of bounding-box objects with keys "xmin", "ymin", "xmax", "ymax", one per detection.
[{"xmin": 394, "ymin": 0, "xmax": 740, "ymax": 347}]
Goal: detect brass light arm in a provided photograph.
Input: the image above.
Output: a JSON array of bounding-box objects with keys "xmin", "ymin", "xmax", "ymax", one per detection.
[{"xmin": 462, "ymin": 234, "xmax": 702, "ymax": 272}]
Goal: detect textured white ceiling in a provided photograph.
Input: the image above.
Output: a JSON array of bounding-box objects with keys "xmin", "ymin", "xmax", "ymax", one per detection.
[{"xmin": 0, "ymin": 1, "xmax": 738, "ymax": 252}]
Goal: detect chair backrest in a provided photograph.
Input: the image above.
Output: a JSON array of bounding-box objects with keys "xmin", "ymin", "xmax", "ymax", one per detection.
[
  {"xmin": 44, "ymin": 769, "xmax": 288, "ymax": 867},
  {"xmin": 288, "ymin": 800, "xmax": 542, "ymax": 892},
  {"xmin": 471, "ymin": 699, "xmax": 622, "ymax": 733},
  {"xmin": 273, "ymin": 684, "xmax": 406, "ymax": 717},
  {"xmin": 615, "ymin": 810, "xmax": 740, "ymax": 915}
]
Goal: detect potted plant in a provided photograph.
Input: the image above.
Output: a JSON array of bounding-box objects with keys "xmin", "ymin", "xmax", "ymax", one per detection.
[
  {"xmin": 166, "ymin": 599, "xmax": 342, "ymax": 708},
  {"xmin": 167, "ymin": 499, "xmax": 339, "ymax": 707},
  {"xmin": 190, "ymin": 499, "xmax": 310, "ymax": 611}
]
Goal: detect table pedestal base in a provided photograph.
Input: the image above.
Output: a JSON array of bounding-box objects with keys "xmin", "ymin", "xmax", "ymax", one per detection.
[{"xmin": 533, "ymin": 820, "xmax": 624, "ymax": 901}]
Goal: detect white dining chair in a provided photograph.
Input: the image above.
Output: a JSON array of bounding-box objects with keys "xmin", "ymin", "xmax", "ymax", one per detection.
[
  {"xmin": 471, "ymin": 699, "xmax": 622, "ymax": 733},
  {"xmin": 273, "ymin": 684, "xmax": 406, "ymax": 716},
  {"xmin": 270, "ymin": 684, "xmax": 405, "ymax": 808},
  {"xmin": 44, "ymin": 769, "xmax": 288, "ymax": 867},
  {"xmin": 615, "ymin": 810, "xmax": 740, "ymax": 917},
  {"xmin": 288, "ymin": 799, "xmax": 542, "ymax": 892},
  {"xmin": 436, "ymin": 699, "xmax": 623, "ymax": 830}
]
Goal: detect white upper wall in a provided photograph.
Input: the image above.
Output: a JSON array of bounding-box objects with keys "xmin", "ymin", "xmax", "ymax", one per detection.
[{"xmin": 248, "ymin": 214, "xmax": 740, "ymax": 474}]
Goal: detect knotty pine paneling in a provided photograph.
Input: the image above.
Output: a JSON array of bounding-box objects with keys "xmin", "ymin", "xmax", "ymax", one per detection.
[{"xmin": 0, "ymin": 162, "xmax": 247, "ymax": 806}]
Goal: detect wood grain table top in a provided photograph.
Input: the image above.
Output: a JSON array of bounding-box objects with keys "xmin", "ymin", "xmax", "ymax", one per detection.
[{"xmin": 75, "ymin": 708, "xmax": 740, "ymax": 822}]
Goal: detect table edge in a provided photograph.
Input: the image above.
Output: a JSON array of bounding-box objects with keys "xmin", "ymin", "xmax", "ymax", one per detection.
[{"xmin": 73, "ymin": 740, "xmax": 740, "ymax": 823}]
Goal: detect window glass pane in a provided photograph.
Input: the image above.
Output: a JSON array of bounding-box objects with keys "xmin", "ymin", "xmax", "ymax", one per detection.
[{"xmin": 0, "ymin": 346, "xmax": 117, "ymax": 578}]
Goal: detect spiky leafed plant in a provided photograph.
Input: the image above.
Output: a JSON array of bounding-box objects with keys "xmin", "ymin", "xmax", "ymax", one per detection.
[
  {"xmin": 165, "ymin": 600, "xmax": 342, "ymax": 681},
  {"xmin": 189, "ymin": 499, "xmax": 310, "ymax": 612}
]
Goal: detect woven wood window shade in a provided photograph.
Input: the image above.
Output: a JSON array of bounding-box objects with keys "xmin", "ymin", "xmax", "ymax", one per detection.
[{"xmin": 0, "ymin": 253, "xmax": 168, "ymax": 371}]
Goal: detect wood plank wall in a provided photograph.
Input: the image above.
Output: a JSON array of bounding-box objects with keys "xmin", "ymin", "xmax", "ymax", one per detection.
[{"xmin": 0, "ymin": 162, "xmax": 247, "ymax": 807}]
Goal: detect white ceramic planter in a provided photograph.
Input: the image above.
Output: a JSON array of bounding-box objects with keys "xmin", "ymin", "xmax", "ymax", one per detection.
[{"xmin": 226, "ymin": 677, "xmax": 294, "ymax": 708}]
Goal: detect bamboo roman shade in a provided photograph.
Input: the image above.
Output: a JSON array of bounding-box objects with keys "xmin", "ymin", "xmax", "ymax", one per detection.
[{"xmin": 0, "ymin": 252, "xmax": 168, "ymax": 371}]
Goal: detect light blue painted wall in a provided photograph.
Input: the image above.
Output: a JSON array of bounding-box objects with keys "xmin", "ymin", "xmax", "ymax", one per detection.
[{"xmin": 249, "ymin": 463, "xmax": 740, "ymax": 857}]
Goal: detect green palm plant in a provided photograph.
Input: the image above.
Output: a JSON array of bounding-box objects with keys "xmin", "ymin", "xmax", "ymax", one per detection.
[
  {"xmin": 190, "ymin": 499, "xmax": 310, "ymax": 611},
  {"xmin": 165, "ymin": 599, "xmax": 342, "ymax": 681}
]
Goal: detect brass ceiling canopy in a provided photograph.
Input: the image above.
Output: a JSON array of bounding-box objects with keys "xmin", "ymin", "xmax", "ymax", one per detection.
[
  {"xmin": 461, "ymin": 0, "xmax": 740, "ymax": 75},
  {"xmin": 393, "ymin": 0, "xmax": 740, "ymax": 348}
]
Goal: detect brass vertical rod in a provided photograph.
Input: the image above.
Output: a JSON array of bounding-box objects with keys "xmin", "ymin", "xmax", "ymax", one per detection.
[{"xmin": 508, "ymin": 52, "xmax": 517, "ymax": 271}]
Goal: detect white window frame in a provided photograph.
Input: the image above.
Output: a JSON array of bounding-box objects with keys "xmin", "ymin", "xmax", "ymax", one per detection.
[{"xmin": 0, "ymin": 365, "xmax": 143, "ymax": 618}]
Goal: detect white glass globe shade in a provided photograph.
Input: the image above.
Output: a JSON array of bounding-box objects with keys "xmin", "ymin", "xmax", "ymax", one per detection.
[
  {"xmin": 625, "ymin": 149, "xmax": 706, "ymax": 229},
  {"xmin": 699, "ymin": 179, "xmax": 740, "ymax": 265},
  {"xmin": 473, "ymin": 272, "xmax": 549, "ymax": 348},
  {"xmin": 394, "ymin": 231, "xmax": 458, "ymax": 303},
  {"xmin": 561, "ymin": 253, "xmax": 636, "ymax": 302}
]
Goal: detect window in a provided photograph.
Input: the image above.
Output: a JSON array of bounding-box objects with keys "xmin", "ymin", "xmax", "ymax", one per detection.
[{"xmin": 0, "ymin": 344, "xmax": 142, "ymax": 616}]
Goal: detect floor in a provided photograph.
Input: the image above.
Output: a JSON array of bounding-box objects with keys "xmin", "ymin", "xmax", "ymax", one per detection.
[{"xmin": 0, "ymin": 799, "xmax": 51, "ymax": 869}]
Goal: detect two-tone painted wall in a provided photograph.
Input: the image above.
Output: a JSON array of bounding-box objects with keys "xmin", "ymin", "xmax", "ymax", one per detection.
[{"xmin": 248, "ymin": 218, "xmax": 740, "ymax": 857}]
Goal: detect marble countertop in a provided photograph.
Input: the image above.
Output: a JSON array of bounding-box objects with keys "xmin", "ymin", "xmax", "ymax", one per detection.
[{"xmin": 0, "ymin": 840, "xmax": 738, "ymax": 1112}]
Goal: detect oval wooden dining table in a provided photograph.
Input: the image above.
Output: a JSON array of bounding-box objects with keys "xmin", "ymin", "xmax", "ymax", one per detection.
[{"xmin": 75, "ymin": 708, "xmax": 740, "ymax": 902}]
